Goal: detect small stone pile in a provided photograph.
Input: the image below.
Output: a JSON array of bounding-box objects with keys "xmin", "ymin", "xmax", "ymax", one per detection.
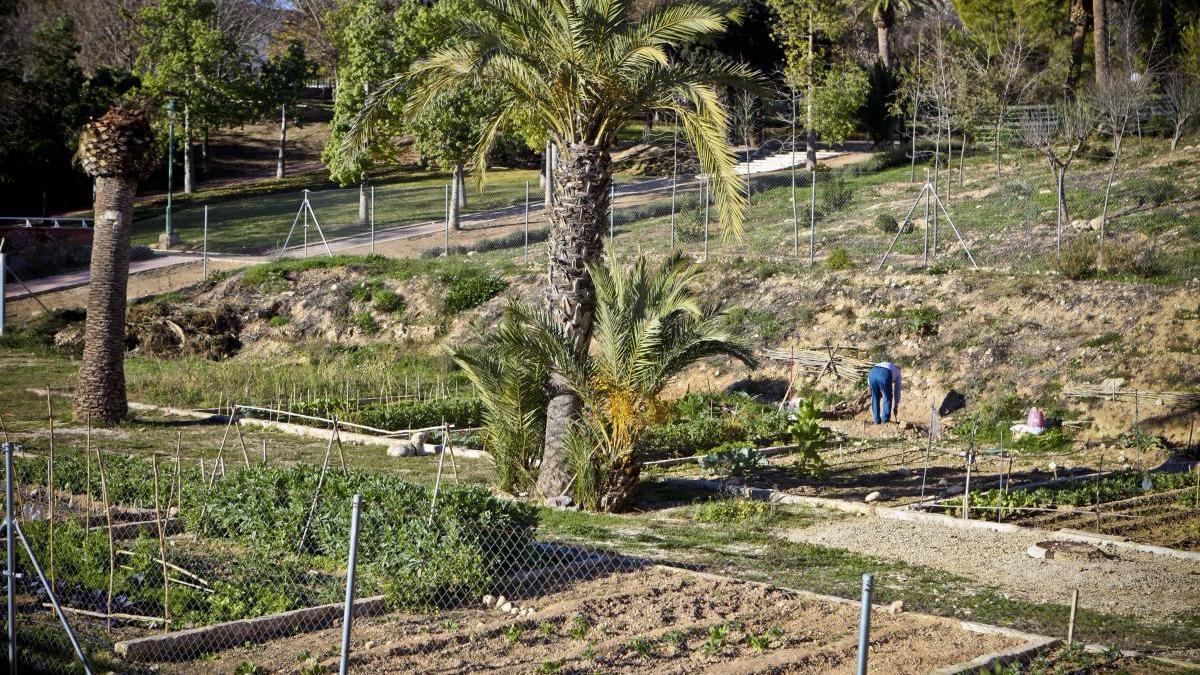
[{"xmin": 483, "ymin": 594, "xmax": 535, "ymax": 618}]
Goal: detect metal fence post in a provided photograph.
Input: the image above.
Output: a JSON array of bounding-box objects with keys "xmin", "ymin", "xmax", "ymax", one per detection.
[
  {"xmin": 339, "ymin": 493, "xmax": 363, "ymax": 675},
  {"xmin": 809, "ymin": 168, "xmax": 816, "ymax": 266},
  {"xmin": 6, "ymin": 441, "xmax": 16, "ymax": 675},
  {"xmin": 443, "ymin": 184, "xmax": 450, "ymax": 256},
  {"xmin": 202, "ymin": 205, "xmax": 208, "ymax": 281},
  {"xmin": 856, "ymin": 573, "xmax": 874, "ymax": 675},
  {"xmin": 369, "ymin": 186, "xmax": 375, "ymax": 255},
  {"xmin": 0, "ymin": 251, "xmax": 6, "ymax": 337},
  {"xmin": 303, "ymin": 189, "xmax": 309, "ymax": 259},
  {"xmin": 524, "ymin": 181, "xmax": 530, "ymax": 264}
]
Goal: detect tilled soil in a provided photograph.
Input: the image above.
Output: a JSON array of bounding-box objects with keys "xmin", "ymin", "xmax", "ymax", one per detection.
[
  {"xmin": 781, "ymin": 517, "xmax": 1200, "ymax": 622},
  {"xmin": 176, "ymin": 567, "xmax": 1024, "ymax": 674},
  {"xmin": 1011, "ymin": 489, "xmax": 1200, "ymax": 552}
]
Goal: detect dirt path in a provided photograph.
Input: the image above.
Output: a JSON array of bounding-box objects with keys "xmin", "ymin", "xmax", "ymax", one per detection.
[{"xmin": 780, "ymin": 517, "xmax": 1200, "ymax": 622}]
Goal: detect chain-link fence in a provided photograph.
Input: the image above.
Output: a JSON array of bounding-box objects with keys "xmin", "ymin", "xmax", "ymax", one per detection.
[{"xmin": 132, "ymin": 149, "xmax": 1199, "ymax": 282}]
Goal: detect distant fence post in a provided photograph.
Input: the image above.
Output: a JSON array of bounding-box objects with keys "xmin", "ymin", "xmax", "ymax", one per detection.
[
  {"xmin": 524, "ymin": 181, "xmax": 530, "ymax": 265},
  {"xmin": 6, "ymin": 441, "xmax": 16, "ymax": 675},
  {"xmin": 202, "ymin": 205, "xmax": 208, "ymax": 280},
  {"xmin": 339, "ymin": 493, "xmax": 363, "ymax": 675},
  {"xmin": 443, "ymin": 184, "xmax": 450, "ymax": 256},
  {"xmin": 369, "ymin": 186, "xmax": 375, "ymax": 255},
  {"xmin": 856, "ymin": 573, "xmax": 874, "ymax": 675}
]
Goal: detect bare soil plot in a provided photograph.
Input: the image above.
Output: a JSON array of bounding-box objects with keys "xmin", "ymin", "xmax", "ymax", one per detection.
[
  {"xmin": 780, "ymin": 517, "xmax": 1200, "ymax": 624},
  {"xmin": 174, "ymin": 567, "xmax": 1027, "ymax": 674}
]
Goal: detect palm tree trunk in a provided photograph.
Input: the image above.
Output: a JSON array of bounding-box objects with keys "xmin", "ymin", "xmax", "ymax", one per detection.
[
  {"xmin": 875, "ymin": 23, "xmax": 891, "ymax": 69},
  {"xmin": 1065, "ymin": 0, "xmax": 1090, "ymax": 98},
  {"xmin": 1093, "ymin": 0, "xmax": 1108, "ymax": 86},
  {"xmin": 276, "ymin": 105, "xmax": 287, "ymax": 180},
  {"xmin": 455, "ymin": 162, "xmax": 466, "ymax": 209},
  {"xmin": 73, "ymin": 176, "xmax": 136, "ymax": 423},
  {"xmin": 358, "ymin": 176, "xmax": 368, "ymax": 224},
  {"xmin": 536, "ymin": 141, "xmax": 610, "ymax": 501}
]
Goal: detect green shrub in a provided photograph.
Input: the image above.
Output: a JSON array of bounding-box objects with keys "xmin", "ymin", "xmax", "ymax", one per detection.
[
  {"xmin": 874, "ymin": 212, "xmax": 899, "ymax": 233},
  {"xmin": 1120, "ymin": 177, "xmax": 1181, "ymax": 208},
  {"xmin": 351, "ymin": 311, "xmax": 380, "ymax": 334},
  {"xmin": 698, "ymin": 444, "xmax": 766, "ymax": 477},
  {"xmin": 1103, "ymin": 239, "xmax": 1162, "ymax": 278},
  {"xmin": 372, "ymin": 289, "xmax": 407, "ymax": 315},
  {"xmin": 692, "ymin": 498, "xmax": 774, "ymax": 525},
  {"xmin": 818, "ymin": 171, "xmax": 854, "ymax": 212},
  {"xmin": 351, "ymin": 398, "xmax": 484, "ymax": 430},
  {"xmin": 268, "ymin": 315, "xmax": 288, "ymax": 327},
  {"xmin": 188, "ymin": 465, "xmax": 537, "ymax": 609},
  {"xmin": 441, "ymin": 270, "xmax": 508, "ymax": 313},
  {"xmin": 1053, "ymin": 237, "xmax": 1096, "ymax": 280},
  {"xmin": 825, "ymin": 248, "xmax": 853, "ymax": 271}
]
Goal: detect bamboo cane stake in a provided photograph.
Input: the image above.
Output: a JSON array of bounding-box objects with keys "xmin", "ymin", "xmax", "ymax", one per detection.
[
  {"xmin": 152, "ymin": 455, "xmax": 170, "ymax": 633},
  {"xmin": 296, "ymin": 435, "xmax": 333, "ymax": 556},
  {"xmin": 234, "ymin": 414, "xmax": 251, "ymax": 469},
  {"xmin": 117, "ymin": 550, "xmax": 210, "ymax": 586},
  {"xmin": 41, "ymin": 604, "xmax": 170, "ymax": 627},
  {"xmin": 95, "ymin": 449, "xmax": 115, "ymax": 631},
  {"xmin": 332, "ymin": 417, "xmax": 348, "ymax": 476},
  {"xmin": 0, "ymin": 413, "xmax": 9, "ymax": 444},
  {"xmin": 444, "ymin": 420, "xmax": 460, "ymax": 485},
  {"xmin": 209, "ymin": 412, "xmax": 234, "ymax": 491}
]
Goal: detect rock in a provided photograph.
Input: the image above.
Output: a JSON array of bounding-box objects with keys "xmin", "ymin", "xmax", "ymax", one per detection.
[
  {"xmin": 363, "ymin": 640, "xmax": 376, "ymax": 650},
  {"xmin": 499, "ymin": 601, "xmax": 513, "ymax": 613},
  {"xmin": 945, "ymin": 485, "xmax": 964, "ymax": 495},
  {"xmin": 888, "ymin": 600, "xmax": 905, "ymax": 613},
  {"xmin": 410, "ymin": 431, "xmax": 427, "ymax": 448},
  {"xmin": 546, "ymin": 495, "xmax": 574, "ymax": 509},
  {"xmin": 387, "ymin": 443, "xmax": 417, "ymax": 458},
  {"xmin": 482, "ymin": 594, "xmax": 496, "ymax": 608},
  {"xmin": 864, "ymin": 491, "xmax": 882, "ymax": 503},
  {"xmin": 937, "ymin": 390, "xmax": 966, "ymax": 417},
  {"xmin": 495, "ymin": 595, "xmax": 507, "ymax": 608}
]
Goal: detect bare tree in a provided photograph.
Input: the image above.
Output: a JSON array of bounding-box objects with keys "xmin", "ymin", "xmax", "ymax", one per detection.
[
  {"xmin": 969, "ymin": 28, "xmax": 1036, "ymax": 177},
  {"xmin": 1161, "ymin": 72, "xmax": 1200, "ymax": 152},
  {"xmin": 61, "ymin": 0, "xmax": 149, "ymax": 72},
  {"xmin": 1020, "ymin": 100, "xmax": 1093, "ymax": 250},
  {"xmin": 1088, "ymin": 69, "xmax": 1154, "ymax": 247}
]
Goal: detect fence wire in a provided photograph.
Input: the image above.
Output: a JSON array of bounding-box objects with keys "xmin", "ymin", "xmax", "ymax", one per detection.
[{"xmin": 131, "ymin": 151, "xmax": 1200, "ymax": 282}]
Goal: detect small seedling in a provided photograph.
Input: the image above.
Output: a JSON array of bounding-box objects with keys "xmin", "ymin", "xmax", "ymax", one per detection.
[
  {"xmin": 234, "ymin": 662, "xmax": 266, "ymax": 675},
  {"xmin": 297, "ymin": 650, "xmax": 312, "ymax": 663},
  {"xmin": 539, "ymin": 621, "xmax": 557, "ymax": 638},
  {"xmin": 628, "ymin": 638, "xmax": 653, "ymax": 658},
  {"xmin": 537, "ymin": 658, "xmax": 565, "ymax": 673},
  {"xmin": 581, "ymin": 642, "xmax": 597, "ymax": 661},
  {"xmin": 503, "ymin": 625, "xmax": 523, "ymax": 643},
  {"xmin": 747, "ymin": 626, "xmax": 783, "ymax": 651},
  {"xmin": 662, "ymin": 629, "xmax": 687, "ymax": 647},
  {"xmin": 702, "ymin": 624, "xmax": 729, "ymax": 656},
  {"xmin": 441, "ymin": 619, "xmax": 460, "ymax": 630},
  {"xmin": 568, "ymin": 614, "xmax": 590, "ymax": 640}
]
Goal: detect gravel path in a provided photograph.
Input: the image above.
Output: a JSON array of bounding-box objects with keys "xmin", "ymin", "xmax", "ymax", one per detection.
[{"xmin": 781, "ymin": 517, "xmax": 1200, "ymax": 622}]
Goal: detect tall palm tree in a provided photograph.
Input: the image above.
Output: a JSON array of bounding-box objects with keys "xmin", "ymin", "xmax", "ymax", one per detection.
[
  {"xmin": 869, "ymin": 0, "xmax": 912, "ymax": 69},
  {"xmin": 1093, "ymin": 0, "xmax": 1109, "ymax": 86},
  {"xmin": 457, "ymin": 253, "xmax": 755, "ymax": 510},
  {"xmin": 73, "ymin": 107, "xmax": 156, "ymax": 423},
  {"xmin": 349, "ymin": 0, "xmax": 760, "ymax": 500}
]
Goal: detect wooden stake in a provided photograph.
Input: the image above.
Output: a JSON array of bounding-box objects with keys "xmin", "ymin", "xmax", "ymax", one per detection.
[
  {"xmin": 261, "ymin": 438, "xmax": 267, "ymax": 466},
  {"xmin": 332, "ymin": 417, "xmax": 348, "ymax": 476},
  {"xmin": 1066, "ymin": 589, "xmax": 1079, "ymax": 646},
  {"xmin": 210, "ymin": 411, "xmax": 235, "ymax": 490},
  {"xmin": 234, "ymin": 415, "xmax": 251, "ymax": 469},
  {"xmin": 296, "ymin": 435, "xmax": 334, "ymax": 556},
  {"xmin": 428, "ymin": 440, "xmax": 448, "ymax": 527},
  {"xmin": 95, "ymin": 449, "xmax": 115, "ymax": 631},
  {"xmin": 152, "ymin": 455, "xmax": 171, "ymax": 633},
  {"xmin": 444, "ymin": 420, "xmax": 460, "ymax": 485},
  {"xmin": 0, "ymin": 413, "xmax": 9, "ymax": 444}
]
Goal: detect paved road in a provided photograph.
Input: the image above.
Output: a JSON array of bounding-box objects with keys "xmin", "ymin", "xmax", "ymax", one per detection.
[{"xmin": 6, "ymin": 149, "xmax": 844, "ymax": 302}]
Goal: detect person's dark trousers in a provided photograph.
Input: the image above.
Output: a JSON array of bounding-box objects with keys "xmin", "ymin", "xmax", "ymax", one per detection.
[{"xmin": 868, "ymin": 366, "xmax": 893, "ymax": 424}]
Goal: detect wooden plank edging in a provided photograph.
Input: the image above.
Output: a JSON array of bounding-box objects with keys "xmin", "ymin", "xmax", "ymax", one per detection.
[{"xmin": 113, "ymin": 594, "xmax": 388, "ymax": 662}]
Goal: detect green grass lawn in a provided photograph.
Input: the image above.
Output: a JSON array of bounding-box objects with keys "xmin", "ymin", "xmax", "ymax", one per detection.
[{"xmin": 131, "ymin": 167, "xmax": 543, "ymax": 254}]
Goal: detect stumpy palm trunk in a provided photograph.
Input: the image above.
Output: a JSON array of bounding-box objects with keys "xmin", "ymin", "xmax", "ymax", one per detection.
[
  {"xmin": 536, "ymin": 142, "xmax": 610, "ymax": 500},
  {"xmin": 73, "ymin": 108, "xmax": 155, "ymax": 424},
  {"xmin": 276, "ymin": 105, "xmax": 287, "ymax": 180}
]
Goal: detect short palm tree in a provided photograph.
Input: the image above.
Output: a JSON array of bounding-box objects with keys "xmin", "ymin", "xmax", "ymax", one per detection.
[
  {"xmin": 459, "ymin": 253, "xmax": 755, "ymax": 511},
  {"xmin": 73, "ymin": 107, "xmax": 156, "ymax": 423},
  {"xmin": 349, "ymin": 0, "xmax": 762, "ymax": 500}
]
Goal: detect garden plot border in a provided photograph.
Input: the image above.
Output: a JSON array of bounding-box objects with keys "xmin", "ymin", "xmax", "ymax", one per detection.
[
  {"xmin": 112, "ymin": 545, "xmax": 1062, "ymax": 671},
  {"xmin": 658, "ymin": 477, "xmax": 1200, "ymax": 561},
  {"xmin": 27, "ymin": 389, "xmax": 488, "ymax": 460}
]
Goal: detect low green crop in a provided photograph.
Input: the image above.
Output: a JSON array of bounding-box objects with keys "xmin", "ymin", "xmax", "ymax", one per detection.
[{"xmin": 942, "ymin": 470, "xmax": 1197, "ymax": 519}]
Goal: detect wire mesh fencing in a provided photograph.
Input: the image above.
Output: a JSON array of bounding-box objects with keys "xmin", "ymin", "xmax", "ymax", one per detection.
[
  {"xmin": 128, "ymin": 149, "xmax": 1200, "ymax": 282},
  {"xmin": 2, "ymin": 438, "xmax": 651, "ymax": 672}
]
